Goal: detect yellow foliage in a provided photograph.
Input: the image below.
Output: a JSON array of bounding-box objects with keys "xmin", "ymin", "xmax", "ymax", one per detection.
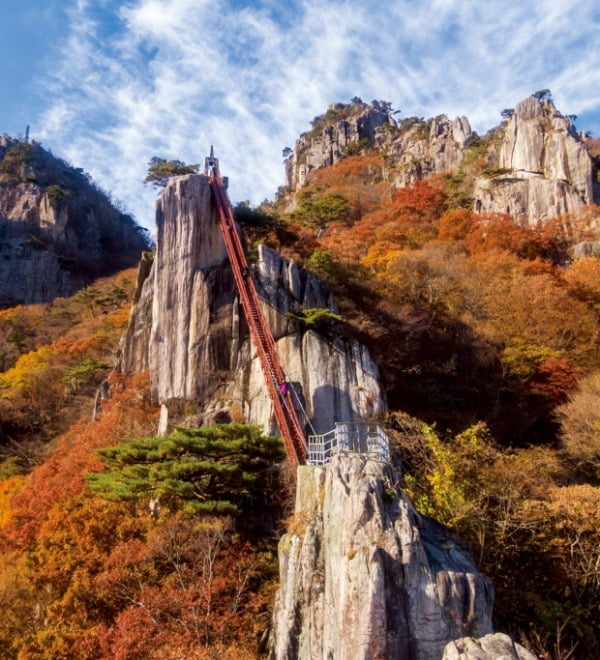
[
  {"xmin": 361, "ymin": 241, "xmax": 403, "ymax": 272},
  {"xmin": 0, "ymin": 345, "xmax": 56, "ymax": 393},
  {"xmin": 501, "ymin": 340, "xmax": 561, "ymax": 378},
  {"xmin": 0, "ymin": 476, "xmax": 26, "ymax": 530}
]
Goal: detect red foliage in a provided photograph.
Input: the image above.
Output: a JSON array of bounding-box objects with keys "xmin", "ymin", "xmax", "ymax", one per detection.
[
  {"xmin": 528, "ymin": 358, "xmax": 579, "ymax": 404},
  {"xmin": 2, "ymin": 372, "xmax": 157, "ymax": 548},
  {"xmin": 321, "ymin": 179, "xmax": 447, "ymax": 260}
]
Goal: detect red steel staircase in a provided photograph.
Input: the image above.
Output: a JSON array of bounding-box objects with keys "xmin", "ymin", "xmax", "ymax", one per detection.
[{"xmin": 205, "ymin": 148, "xmax": 307, "ymax": 467}]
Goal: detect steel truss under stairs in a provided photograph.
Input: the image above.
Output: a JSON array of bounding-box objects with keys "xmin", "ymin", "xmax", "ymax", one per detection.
[{"xmin": 206, "ymin": 151, "xmax": 307, "ymax": 467}]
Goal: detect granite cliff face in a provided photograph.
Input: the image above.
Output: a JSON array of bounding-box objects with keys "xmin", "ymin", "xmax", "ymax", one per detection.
[
  {"xmin": 0, "ymin": 136, "xmax": 149, "ymax": 307},
  {"xmin": 473, "ymin": 95, "xmax": 595, "ymax": 224},
  {"xmin": 270, "ymin": 455, "xmax": 495, "ymax": 659},
  {"xmin": 284, "ymin": 94, "xmax": 597, "ymax": 226},
  {"xmin": 117, "ymin": 173, "xmax": 385, "ymax": 435},
  {"xmin": 382, "ymin": 114, "xmax": 473, "ymax": 188}
]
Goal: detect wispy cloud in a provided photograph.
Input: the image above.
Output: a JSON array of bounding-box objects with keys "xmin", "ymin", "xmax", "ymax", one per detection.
[{"xmin": 33, "ymin": 0, "xmax": 600, "ymax": 232}]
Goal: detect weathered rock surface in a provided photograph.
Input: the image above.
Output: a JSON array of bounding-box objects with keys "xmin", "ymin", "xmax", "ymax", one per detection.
[
  {"xmin": 117, "ymin": 174, "xmax": 385, "ymax": 434},
  {"xmin": 443, "ymin": 633, "xmax": 537, "ymax": 660},
  {"xmin": 270, "ymin": 455, "xmax": 494, "ymax": 659},
  {"xmin": 381, "ymin": 114, "xmax": 473, "ymax": 188},
  {"xmin": 285, "ymin": 102, "xmax": 392, "ymax": 190},
  {"xmin": 0, "ymin": 135, "xmax": 149, "ymax": 307},
  {"xmin": 473, "ymin": 96, "xmax": 595, "ymax": 224},
  {"xmin": 285, "ymin": 103, "xmax": 472, "ymax": 194}
]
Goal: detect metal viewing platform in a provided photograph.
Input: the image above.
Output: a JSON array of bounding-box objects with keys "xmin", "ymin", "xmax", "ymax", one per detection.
[{"xmin": 307, "ymin": 422, "xmax": 390, "ymax": 466}]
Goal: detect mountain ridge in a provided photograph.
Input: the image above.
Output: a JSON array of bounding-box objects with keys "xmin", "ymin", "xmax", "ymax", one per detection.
[
  {"xmin": 0, "ymin": 135, "xmax": 150, "ymax": 308},
  {"xmin": 282, "ymin": 92, "xmax": 598, "ymax": 226}
]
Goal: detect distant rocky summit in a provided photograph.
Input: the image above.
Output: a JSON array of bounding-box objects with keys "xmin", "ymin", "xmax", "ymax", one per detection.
[
  {"xmin": 284, "ymin": 93, "xmax": 599, "ymax": 226},
  {"xmin": 0, "ymin": 136, "xmax": 150, "ymax": 307},
  {"xmin": 474, "ymin": 94, "xmax": 596, "ymax": 224}
]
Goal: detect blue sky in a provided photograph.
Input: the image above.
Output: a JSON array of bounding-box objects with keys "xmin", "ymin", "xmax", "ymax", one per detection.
[{"xmin": 1, "ymin": 0, "xmax": 599, "ymax": 232}]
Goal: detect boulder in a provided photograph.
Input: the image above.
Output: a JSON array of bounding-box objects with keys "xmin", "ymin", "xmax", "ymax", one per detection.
[{"xmin": 443, "ymin": 633, "xmax": 538, "ymax": 660}]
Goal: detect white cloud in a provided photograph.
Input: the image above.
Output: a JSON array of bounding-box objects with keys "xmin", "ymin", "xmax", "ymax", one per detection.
[{"xmin": 33, "ymin": 0, "xmax": 600, "ymax": 233}]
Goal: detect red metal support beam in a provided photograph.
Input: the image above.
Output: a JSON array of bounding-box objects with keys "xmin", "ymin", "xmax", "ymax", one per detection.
[{"xmin": 207, "ymin": 167, "xmax": 307, "ymax": 467}]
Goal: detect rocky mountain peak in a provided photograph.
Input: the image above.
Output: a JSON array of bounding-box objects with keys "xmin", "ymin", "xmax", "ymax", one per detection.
[
  {"xmin": 0, "ymin": 135, "xmax": 149, "ymax": 307},
  {"xmin": 283, "ymin": 93, "xmax": 598, "ymax": 227},
  {"xmin": 284, "ymin": 100, "xmax": 393, "ymax": 190},
  {"xmin": 117, "ymin": 173, "xmax": 386, "ymax": 436},
  {"xmin": 474, "ymin": 93, "xmax": 595, "ymax": 224}
]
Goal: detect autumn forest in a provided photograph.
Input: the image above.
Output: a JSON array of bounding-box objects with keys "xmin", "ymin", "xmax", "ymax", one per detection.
[{"xmin": 1, "ymin": 131, "xmax": 600, "ymax": 658}]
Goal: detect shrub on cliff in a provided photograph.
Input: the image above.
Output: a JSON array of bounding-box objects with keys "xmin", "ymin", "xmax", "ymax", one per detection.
[
  {"xmin": 144, "ymin": 157, "xmax": 199, "ymax": 188},
  {"xmin": 0, "ymin": 143, "xmax": 36, "ymax": 183}
]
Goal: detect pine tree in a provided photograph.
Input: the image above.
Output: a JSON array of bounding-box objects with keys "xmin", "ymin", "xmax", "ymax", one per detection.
[{"xmin": 87, "ymin": 424, "xmax": 285, "ymax": 515}]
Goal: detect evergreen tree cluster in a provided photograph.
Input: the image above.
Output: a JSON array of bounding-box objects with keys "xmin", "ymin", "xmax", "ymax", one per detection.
[{"xmin": 87, "ymin": 424, "xmax": 285, "ymax": 516}]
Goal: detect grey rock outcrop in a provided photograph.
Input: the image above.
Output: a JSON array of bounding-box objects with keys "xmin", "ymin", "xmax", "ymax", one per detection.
[
  {"xmin": 284, "ymin": 103, "xmax": 472, "ymax": 194},
  {"xmin": 0, "ymin": 136, "xmax": 149, "ymax": 307},
  {"xmin": 473, "ymin": 96, "xmax": 595, "ymax": 225},
  {"xmin": 285, "ymin": 102, "xmax": 392, "ymax": 190},
  {"xmin": 443, "ymin": 633, "xmax": 537, "ymax": 660},
  {"xmin": 117, "ymin": 174, "xmax": 385, "ymax": 434},
  {"xmin": 381, "ymin": 114, "xmax": 473, "ymax": 188},
  {"xmin": 284, "ymin": 95, "xmax": 598, "ymax": 228},
  {"xmin": 270, "ymin": 455, "xmax": 494, "ymax": 659}
]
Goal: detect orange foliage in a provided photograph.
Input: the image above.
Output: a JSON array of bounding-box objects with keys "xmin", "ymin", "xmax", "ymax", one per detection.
[
  {"xmin": 0, "ymin": 268, "xmax": 137, "ymax": 371},
  {"xmin": 563, "ymin": 256, "xmax": 600, "ymax": 305},
  {"xmin": 321, "ymin": 179, "xmax": 447, "ymax": 260},
  {"xmin": 438, "ymin": 208, "xmax": 477, "ymax": 242},
  {"xmin": 306, "ymin": 153, "xmax": 385, "ymax": 188},
  {"xmin": 2, "ymin": 372, "xmax": 157, "ymax": 548},
  {"xmin": 465, "ymin": 214, "xmax": 569, "ymax": 263},
  {"xmin": 462, "ymin": 251, "xmax": 598, "ymax": 362},
  {"xmin": 0, "ymin": 476, "xmax": 25, "ymax": 529}
]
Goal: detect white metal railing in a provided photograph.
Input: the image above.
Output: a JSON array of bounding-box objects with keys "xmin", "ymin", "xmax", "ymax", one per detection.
[{"xmin": 307, "ymin": 422, "xmax": 390, "ymax": 465}]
